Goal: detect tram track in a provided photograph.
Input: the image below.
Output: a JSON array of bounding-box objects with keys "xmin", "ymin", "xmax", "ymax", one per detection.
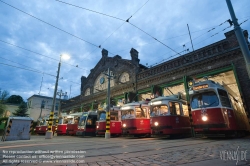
[{"xmin": 1, "ymin": 136, "xmax": 249, "ymax": 166}]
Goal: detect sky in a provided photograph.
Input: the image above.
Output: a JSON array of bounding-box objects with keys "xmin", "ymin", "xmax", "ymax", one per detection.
[{"xmin": 0, "ymin": 0, "xmax": 249, "ymax": 102}]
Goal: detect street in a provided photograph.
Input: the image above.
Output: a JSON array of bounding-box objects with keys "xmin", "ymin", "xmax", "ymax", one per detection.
[{"xmin": 0, "ymin": 135, "xmax": 250, "ymax": 166}]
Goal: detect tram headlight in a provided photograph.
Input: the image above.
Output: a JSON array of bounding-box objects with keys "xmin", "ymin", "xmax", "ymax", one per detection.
[
  {"xmin": 154, "ymin": 122, "xmax": 159, "ymax": 126},
  {"xmin": 202, "ymin": 116, "xmax": 208, "ymax": 121},
  {"xmin": 97, "ymin": 125, "xmax": 99, "ymax": 129},
  {"xmin": 123, "ymin": 123, "xmax": 126, "ymax": 127}
]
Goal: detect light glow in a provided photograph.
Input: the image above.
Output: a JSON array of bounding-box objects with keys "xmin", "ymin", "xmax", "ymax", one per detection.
[
  {"xmin": 154, "ymin": 122, "xmax": 159, "ymax": 126},
  {"xmin": 123, "ymin": 123, "xmax": 126, "ymax": 127},
  {"xmin": 97, "ymin": 126, "xmax": 99, "ymax": 129},
  {"xmin": 202, "ymin": 116, "xmax": 208, "ymax": 121},
  {"xmin": 61, "ymin": 54, "xmax": 70, "ymax": 60},
  {"xmin": 151, "ymin": 101, "xmax": 162, "ymax": 105}
]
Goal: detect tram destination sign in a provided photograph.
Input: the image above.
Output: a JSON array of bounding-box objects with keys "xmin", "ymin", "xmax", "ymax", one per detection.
[{"xmin": 193, "ymin": 84, "xmax": 209, "ymax": 90}]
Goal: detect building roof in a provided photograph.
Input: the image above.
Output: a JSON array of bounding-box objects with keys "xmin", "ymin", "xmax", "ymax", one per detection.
[{"xmin": 27, "ymin": 94, "xmax": 59, "ymax": 100}]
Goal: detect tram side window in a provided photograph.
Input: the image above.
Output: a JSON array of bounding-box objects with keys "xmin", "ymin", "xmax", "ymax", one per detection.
[
  {"xmin": 169, "ymin": 102, "xmax": 181, "ymax": 115},
  {"xmin": 218, "ymin": 89, "xmax": 231, "ymax": 108},
  {"xmin": 182, "ymin": 104, "xmax": 189, "ymax": 116}
]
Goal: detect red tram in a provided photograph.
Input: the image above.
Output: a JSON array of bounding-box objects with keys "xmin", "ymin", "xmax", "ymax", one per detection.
[
  {"xmin": 96, "ymin": 106, "xmax": 122, "ymax": 136},
  {"xmin": 76, "ymin": 111, "xmax": 98, "ymax": 136},
  {"xmin": 66, "ymin": 112, "xmax": 82, "ymax": 135},
  {"xmin": 149, "ymin": 95, "xmax": 191, "ymax": 137},
  {"xmin": 56, "ymin": 114, "xmax": 73, "ymax": 135},
  {"xmin": 189, "ymin": 79, "xmax": 250, "ymax": 137},
  {"xmin": 121, "ymin": 101, "xmax": 151, "ymax": 137},
  {"xmin": 35, "ymin": 116, "xmax": 57, "ymax": 135}
]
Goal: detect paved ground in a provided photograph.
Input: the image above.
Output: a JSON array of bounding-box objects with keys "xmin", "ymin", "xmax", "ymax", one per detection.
[{"xmin": 0, "ymin": 135, "xmax": 250, "ymax": 166}]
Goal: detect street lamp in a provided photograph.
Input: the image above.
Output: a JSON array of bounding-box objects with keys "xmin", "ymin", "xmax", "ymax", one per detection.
[{"xmin": 45, "ymin": 54, "xmax": 70, "ymax": 139}]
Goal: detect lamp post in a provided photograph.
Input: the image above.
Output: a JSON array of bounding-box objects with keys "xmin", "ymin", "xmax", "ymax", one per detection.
[{"xmin": 45, "ymin": 54, "xmax": 70, "ymax": 139}]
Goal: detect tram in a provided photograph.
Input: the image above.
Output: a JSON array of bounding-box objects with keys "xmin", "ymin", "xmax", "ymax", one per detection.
[
  {"xmin": 56, "ymin": 114, "xmax": 73, "ymax": 135},
  {"xmin": 96, "ymin": 106, "xmax": 122, "ymax": 136},
  {"xmin": 121, "ymin": 101, "xmax": 151, "ymax": 137},
  {"xmin": 189, "ymin": 79, "xmax": 250, "ymax": 137},
  {"xmin": 66, "ymin": 112, "xmax": 82, "ymax": 135},
  {"xmin": 35, "ymin": 115, "xmax": 58, "ymax": 135},
  {"xmin": 149, "ymin": 94, "xmax": 191, "ymax": 137},
  {"xmin": 76, "ymin": 110, "xmax": 98, "ymax": 136}
]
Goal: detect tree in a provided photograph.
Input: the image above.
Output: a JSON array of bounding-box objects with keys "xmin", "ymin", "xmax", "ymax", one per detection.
[
  {"xmin": 0, "ymin": 89, "xmax": 9, "ymax": 102},
  {"xmin": 12, "ymin": 102, "xmax": 29, "ymax": 117},
  {"xmin": 0, "ymin": 103, "xmax": 6, "ymax": 117},
  {"xmin": 6, "ymin": 95, "xmax": 24, "ymax": 104},
  {"xmin": 0, "ymin": 88, "xmax": 9, "ymax": 117}
]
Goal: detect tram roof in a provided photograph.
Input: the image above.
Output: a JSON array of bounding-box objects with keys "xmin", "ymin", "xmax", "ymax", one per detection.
[
  {"xmin": 121, "ymin": 101, "xmax": 149, "ymax": 107},
  {"xmin": 150, "ymin": 95, "xmax": 181, "ymax": 102},
  {"xmin": 69, "ymin": 112, "xmax": 83, "ymax": 116}
]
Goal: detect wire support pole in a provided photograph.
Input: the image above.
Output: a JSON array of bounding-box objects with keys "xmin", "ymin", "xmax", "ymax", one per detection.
[
  {"xmin": 226, "ymin": 0, "xmax": 250, "ymax": 79},
  {"xmin": 105, "ymin": 68, "xmax": 111, "ymax": 139},
  {"xmin": 45, "ymin": 55, "xmax": 61, "ymax": 139}
]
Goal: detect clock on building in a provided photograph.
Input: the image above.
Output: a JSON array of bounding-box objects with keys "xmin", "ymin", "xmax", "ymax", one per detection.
[{"xmin": 94, "ymin": 72, "xmax": 114, "ymax": 93}]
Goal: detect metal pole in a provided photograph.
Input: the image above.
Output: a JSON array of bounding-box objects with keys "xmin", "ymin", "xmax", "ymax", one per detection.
[
  {"xmin": 45, "ymin": 55, "xmax": 61, "ymax": 139},
  {"xmin": 226, "ymin": 0, "xmax": 250, "ymax": 78},
  {"xmin": 187, "ymin": 24, "xmax": 195, "ymax": 52},
  {"xmin": 39, "ymin": 100, "xmax": 45, "ymax": 119},
  {"xmin": 105, "ymin": 68, "xmax": 111, "ymax": 139}
]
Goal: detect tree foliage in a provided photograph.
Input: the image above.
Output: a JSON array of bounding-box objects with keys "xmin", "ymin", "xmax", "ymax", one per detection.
[
  {"xmin": 0, "ymin": 103, "xmax": 6, "ymax": 117},
  {"xmin": 12, "ymin": 102, "xmax": 29, "ymax": 117},
  {"xmin": 0, "ymin": 88, "xmax": 9, "ymax": 117},
  {"xmin": 0, "ymin": 89, "xmax": 9, "ymax": 102},
  {"xmin": 7, "ymin": 95, "xmax": 24, "ymax": 104}
]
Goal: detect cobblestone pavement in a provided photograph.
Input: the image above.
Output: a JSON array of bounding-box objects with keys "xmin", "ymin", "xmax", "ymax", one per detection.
[{"xmin": 0, "ymin": 135, "xmax": 249, "ymax": 166}]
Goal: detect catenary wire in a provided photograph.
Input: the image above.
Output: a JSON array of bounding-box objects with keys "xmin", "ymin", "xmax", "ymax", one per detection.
[
  {"xmin": 0, "ymin": 39, "xmax": 88, "ymax": 71},
  {"xmin": 0, "ymin": 62, "xmax": 56, "ymax": 77},
  {"xmin": 0, "ymin": 0, "xmax": 99, "ymax": 48},
  {"xmin": 54, "ymin": 0, "xmax": 180, "ymax": 55}
]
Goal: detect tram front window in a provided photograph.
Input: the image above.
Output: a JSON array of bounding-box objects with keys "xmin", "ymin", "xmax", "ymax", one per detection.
[
  {"xmin": 39, "ymin": 120, "xmax": 46, "ymax": 126},
  {"xmin": 79, "ymin": 115, "xmax": 87, "ymax": 126},
  {"xmin": 135, "ymin": 108, "xmax": 146, "ymax": 118},
  {"xmin": 191, "ymin": 91, "xmax": 219, "ymax": 109},
  {"xmin": 99, "ymin": 113, "xmax": 106, "ymax": 120},
  {"xmin": 121, "ymin": 110, "xmax": 135, "ymax": 119},
  {"xmin": 151, "ymin": 105, "xmax": 168, "ymax": 116},
  {"xmin": 110, "ymin": 112, "xmax": 118, "ymax": 120}
]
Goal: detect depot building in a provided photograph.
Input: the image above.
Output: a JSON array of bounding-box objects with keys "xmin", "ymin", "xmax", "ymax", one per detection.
[{"xmin": 61, "ymin": 30, "xmax": 250, "ymax": 123}]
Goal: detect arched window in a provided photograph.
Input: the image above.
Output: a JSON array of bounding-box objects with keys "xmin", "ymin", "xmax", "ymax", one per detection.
[{"xmin": 119, "ymin": 72, "xmax": 130, "ymax": 83}]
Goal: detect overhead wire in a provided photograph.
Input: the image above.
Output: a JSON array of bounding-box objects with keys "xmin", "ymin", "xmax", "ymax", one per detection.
[
  {"xmin": 0, "ymin": 62, "xmax": 56, "ymax": 77},
  {"xmin": 0, "ymin": 56, "xmax": 82, "ymax": 85},
  {"xmin": 147, "ymin": 19, "xmax": 234, "ymax": 67},
  {"xmin": 0, "ymin": 39, "xmax": 88, "ymax": 71},
  {"xmin": 55, "ymin": 0, "xmax": 180, "ymax": 56},
  {"xmin": 72, "ymin": 0, "xmax": 150, "ymax": 59},
  {"xmin": 0, "ymin": 0, "xmax": 99, "ymax": 48}
]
